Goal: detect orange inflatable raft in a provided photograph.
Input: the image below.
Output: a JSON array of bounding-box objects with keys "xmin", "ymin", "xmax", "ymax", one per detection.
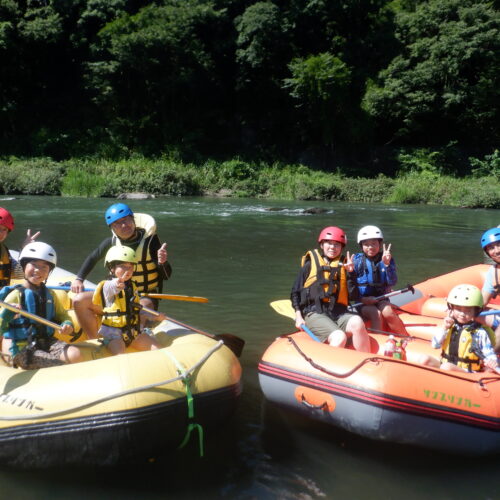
[{"xmin": 259, "ymin": 265, "xmax": 500, "ymax": 455}]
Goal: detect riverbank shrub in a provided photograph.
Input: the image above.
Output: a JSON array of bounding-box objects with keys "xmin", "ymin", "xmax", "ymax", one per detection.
[
  {"xmin": 0, "ymin": 158, "xmax": 63, "ymax": 195},
  {"xmin": 1, "ymin": 156, "xmax": 499, "ymax": 209}
]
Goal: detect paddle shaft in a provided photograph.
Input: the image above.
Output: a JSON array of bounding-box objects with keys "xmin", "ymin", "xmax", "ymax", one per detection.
[
  {"xmin": 132, "ymin": 302, "xmax": 245, "ymax": 357},
  {"xmin": 479, "ymin": 310, "xmax": 500, "ymax": 316},
  {"xmin": 0, "ymin": 299, "xmax": 62, "ymax": 332},
  {"xmin": 48, "ymin": 286, "xmax": 208, "ymax": 303},
  {"xmin": 351, "ymin": 285, "xmax": 414, "ymax": 308}
]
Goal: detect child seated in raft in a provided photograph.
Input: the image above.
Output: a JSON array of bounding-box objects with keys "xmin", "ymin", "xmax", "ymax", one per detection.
[
  {"xmin": 351, "ymin": 225, "xmax": 408, "ymax": 336},
  {"xmin": 478, "ymin": 228, "xmax": 500, "ymax": 354},
  {"xmin": 0, "ymin": 206, "xmax": 41, "ymax": 287},
  {"xmin": 92, "ymin": 246, "xmax": 163, "ymax": 355},
  {"xmin": 0, "ymin": 242, "xmax": 82, "ymax": 369},
  {"xmin": 420, "ymin": 284, "xmax": 498, "ymax": 373},
  {"xmin": 290, "ymin": 226, "xmax": 371, "ymax": 352}
]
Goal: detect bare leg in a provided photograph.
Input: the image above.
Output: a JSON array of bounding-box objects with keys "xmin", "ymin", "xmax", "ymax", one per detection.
[
  {"xmin": 131, "ymin": 332, "xmax": 160, "ymax": 351},
  {"xmin": 327, "ymin": 330, "xmax": 347, "ymax": 348},
  {"xmin": 61, "ymin": 345, "xmax": 83, "ymax": 364},
  {"xmin": 107, "ymin": 338, "xmax": 127, "ymax": 355},
  {"xmin": 380, "ymin": 303, "xmax": 408, "ymax": 336},
  {"xmin": 139, "ymin": 296, "xmax": 158, "ymax": 329},
  {"xmin": 346, "ymin": 315, "xmax": 371, "ymax": 352},
  {"xmin": 361, "ymin": 305, "xmax": 381, "ymax": 331},
  {"xmin": 72, "ymin": 291, "xmax": 100, "ymax": 339}
]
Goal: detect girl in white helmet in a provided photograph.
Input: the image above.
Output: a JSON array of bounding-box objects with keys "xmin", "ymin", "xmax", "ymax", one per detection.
[
  {"xmin": 352, "ymin": 225, "xmax": 408, "ymax": 336},
  {"xmin": 92, "ymin": 246, "xmax": 163, "ymax": 355},
  {"xmin": 0, "ymin": 242, "xmax": 82, "ymax": 369},
  {"xmin": 421, "ymin": 284, "xmax": 498, "ymax": 372}
]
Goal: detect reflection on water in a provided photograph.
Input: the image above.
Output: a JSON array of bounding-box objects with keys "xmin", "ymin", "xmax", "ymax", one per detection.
[{"xmin": 0, "ymin": 196, "xmax": 498, "ymax": 499}]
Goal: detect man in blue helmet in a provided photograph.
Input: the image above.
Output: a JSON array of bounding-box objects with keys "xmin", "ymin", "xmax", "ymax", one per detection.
[
  {"xmin": 479, "ymin": 227, "xmax": 500, "ymax": 353},
  {"xmin": 70, "ymin": 203, "xmax": 172, "ymax": 339}
]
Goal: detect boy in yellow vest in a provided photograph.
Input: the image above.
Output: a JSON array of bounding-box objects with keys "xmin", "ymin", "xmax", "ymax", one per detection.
[
  {"xmin": 421, "ymin": 284, "xmax": 497, "ymax": 372},
  {"xmin": 92, "ymin": 246, "xmax": 162, "ymax": 355},
  {"xmin": 290, "ymin": 226, "xmax": 371, "ymax": 352}
]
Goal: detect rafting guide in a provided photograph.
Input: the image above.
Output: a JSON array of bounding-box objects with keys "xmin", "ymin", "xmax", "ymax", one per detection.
[
  {"xmin": 478, "ymin": 227, "xmax": 500, "ymax": 353},
  {"xmin": 71, "ymin": 203, "xmax": 171, "ymax": 339}
]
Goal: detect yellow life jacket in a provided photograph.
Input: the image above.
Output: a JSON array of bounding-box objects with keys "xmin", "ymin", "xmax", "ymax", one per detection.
[
  {"xmin": 0, "ymin": 244, "xmax": 12, "ymax": 288},
  {"xmin": 94, "ymin": 279, "xmax": 140, "ymax": 340},
  {"xmin": 300, "ymin": 249, "xmax": 348, "ymax": 312},
  {"xmin": 441, "ymin": 322, "xmax": 496, "ymax": 372},
  {"xmin": 112, "ymin": 213, "xmax": 160, "ymax": 293}
]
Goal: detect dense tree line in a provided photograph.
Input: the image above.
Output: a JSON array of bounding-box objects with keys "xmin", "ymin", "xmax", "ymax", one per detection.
[{"xmin": 0, "ymin": 0, "xmax": 498, "ymax": 174}]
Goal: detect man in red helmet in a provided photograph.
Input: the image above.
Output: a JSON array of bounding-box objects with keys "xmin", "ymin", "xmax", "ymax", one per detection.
[
  {"xmin": 0, "ymin": 207, "xmax": 40, "ymax": 288},
  {"xmin": 290, "ymin": 226, "xmax": 371, "ymax": 352}
]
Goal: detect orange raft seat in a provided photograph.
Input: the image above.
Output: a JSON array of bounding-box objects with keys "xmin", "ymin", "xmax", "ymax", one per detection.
[{"xmin": 258, "ymin": 330, "xmax": 500, "ymax": 456}]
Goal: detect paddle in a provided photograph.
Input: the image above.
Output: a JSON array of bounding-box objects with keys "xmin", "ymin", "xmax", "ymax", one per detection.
[
  {"xmin": 141, "ymin": 293, "xmax": 208, "ymax": 303},
  {"xmin": 479, "ymin": 310, "xmax": 500, "ymax": 316},
  {"xmin": 351, "ymin": 284, "xmax": 415, "ymax": 308},
  {"xmin": 48, "ymin": 285, "xmax": 208, "ymax": 303},
  {"xmin": 0, "ymin": 299, "xmax": 62, "ymax": 332},
  {"xmin": 131, "ymin": 302, "xmax": 245, "ymax": 357},
  {"xmin": 269, "ymin": 300, "xmax": 321, "ymax": 341}
]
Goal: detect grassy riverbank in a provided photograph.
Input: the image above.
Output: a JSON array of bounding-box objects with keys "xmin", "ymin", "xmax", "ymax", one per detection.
[{"xmin": 1, "ymin": 156, "xmax": 499, "ymax": 209}]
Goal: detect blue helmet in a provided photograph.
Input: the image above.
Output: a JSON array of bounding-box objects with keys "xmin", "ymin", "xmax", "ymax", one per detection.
[
  {"xmin": 481, "ymin": 227, "xmax": 500, "ymax": 252},
  {"xmin": 105, "ymin": 203, "xmax": 134, "ymax": 226}
]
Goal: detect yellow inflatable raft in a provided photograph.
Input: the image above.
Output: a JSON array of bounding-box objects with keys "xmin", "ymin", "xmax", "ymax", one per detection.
[{"xmin": 0, "ymin": 255, "xmax": 242, "ymax": 468}]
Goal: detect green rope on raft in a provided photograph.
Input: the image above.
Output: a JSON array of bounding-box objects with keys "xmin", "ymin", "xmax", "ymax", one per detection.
[{"xmin": 163, "ymin": 350, "xmax": 204, "ymax": 457}]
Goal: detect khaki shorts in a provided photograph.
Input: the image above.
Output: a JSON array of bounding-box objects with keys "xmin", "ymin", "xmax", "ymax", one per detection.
[{"xmin": 304, "ymin": 311, "xmax": 358, "ymax": 342}]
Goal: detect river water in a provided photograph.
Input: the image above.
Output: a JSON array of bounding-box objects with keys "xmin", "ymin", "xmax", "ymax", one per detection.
[{"xmin": 0, "ymin": 195, "xmax": 498, "ymax": 499}]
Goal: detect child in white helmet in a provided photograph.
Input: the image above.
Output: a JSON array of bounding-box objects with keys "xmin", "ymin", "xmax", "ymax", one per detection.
[
  {"xmin": 92, "ymin": 246, "xmax": 162, "ymax": 355},
  {"xmin": 421, "ymin": 284, "xmax": 498, "ymax": 372},
  {"xmin": 352, "ymin": 225, "xmax": 408, "ymax": 336},
  {"xmin": 0, "ymin": 242, "xmax": 82, "ymax": 369}
]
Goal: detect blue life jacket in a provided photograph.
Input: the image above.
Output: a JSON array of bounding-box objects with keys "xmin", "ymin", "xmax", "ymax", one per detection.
[
  {"xmin": 0, "ymin": 284, "xmax": 55, "ymax": 354},
  {"xmin": 353, "ymin": 253, "xmax": 391, "ymax": 297}
]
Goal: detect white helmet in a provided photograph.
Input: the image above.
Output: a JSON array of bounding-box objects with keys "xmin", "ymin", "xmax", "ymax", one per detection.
[
  {"xmin": 19, "ymin": 242, "xmax": 57, "ymax": 269},
  {"xmin": 357, "ymin": 225, "xmax": 384, "ymax": 244}
]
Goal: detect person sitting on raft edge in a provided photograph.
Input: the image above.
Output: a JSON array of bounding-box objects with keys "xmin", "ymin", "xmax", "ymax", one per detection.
[
  {"xmin": 420, "ymin": 284, "xmax": 498, "ymax": 373},
  {"xmin": 351, "ymin": 225, "xmax": 408, "ymax": 337},
  {"xmin": 290, "ymin": 226, "xmax": 371, "ymax": 352},
  {"xmin": 70, "ymin": 203, "xmax": 171, "ymax": 339},
  {"xmin": 0, "ymin": 206, "xmax": 41, "ymax": 288},
  {"xmin": 478, "ymin": 227, "xmax": 500, "ymax": 354},
  {"xmin": 0, "ymin": 242, "xmax": 82, "ymax": 369}
]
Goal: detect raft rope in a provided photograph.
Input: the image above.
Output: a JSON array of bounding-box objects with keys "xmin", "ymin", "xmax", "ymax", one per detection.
[
  {"xmin": 287, "ymin": 336, "xmax": 380, "ymax": 378},
  {"xmin": 163, "ymin": 350, "xmax": 204, "ymax": 457},
  {"xmin": 286, "ymin": 336, "xmax": 500, "ymax": 386},
  {"xmin": 0, "ymin": 340, "xmax": 224, "ymax": 422}
]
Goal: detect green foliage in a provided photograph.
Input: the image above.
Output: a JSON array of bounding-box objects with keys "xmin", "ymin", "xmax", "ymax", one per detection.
[
  {"xmin": 470, "ymin": 150, "xmax": 500, "ymax": 178},
  {"xmin": 364, "ymin": 0, "xmax": 500, "ymax": 145},
  {"xmin": 61, "ymin": 167, "xmax": 108, "ymax": 197},
  {"xmin": 0, "ymin": 158, "xmax": 63, "ymax": 195}
]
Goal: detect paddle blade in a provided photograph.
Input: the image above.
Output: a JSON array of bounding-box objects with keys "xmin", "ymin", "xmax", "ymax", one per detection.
[{"xmin": 270, "ymin": 299, "xmax": 295, "ymax": 319}]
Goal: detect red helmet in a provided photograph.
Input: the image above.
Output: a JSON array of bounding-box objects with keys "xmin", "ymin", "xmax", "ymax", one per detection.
[
  {"xmin": 0, "ymin": 207, "xmax": 14, "ymax": 231},
  {"xmin": 318, "ymin": 226, "xmax": 346, "ymax": 245}
]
